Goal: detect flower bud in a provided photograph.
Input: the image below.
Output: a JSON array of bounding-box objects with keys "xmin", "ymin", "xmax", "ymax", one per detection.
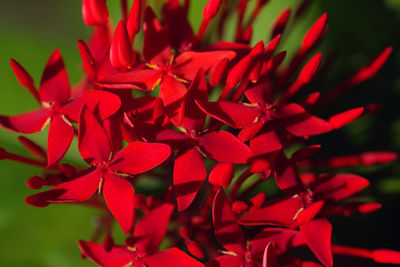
[{"xmin": 82, "ymin": 0, "xmax": 109, "ymax": 26}]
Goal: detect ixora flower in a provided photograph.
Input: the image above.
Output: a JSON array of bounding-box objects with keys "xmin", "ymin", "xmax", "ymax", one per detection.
[
  {"xmin": 0, "ymin": 50, "xmax": 121, "ymax": 167},
  {"xmin": 79, "ymin": 203, "xmax": 204, "ymax": 267},
  {"xmin": 1, "ymin": 0, "xmax": 400, "ymax": 266},
  {"xmin": 26, "ymin": 106, "xmax": 171, "ymax": 233}
]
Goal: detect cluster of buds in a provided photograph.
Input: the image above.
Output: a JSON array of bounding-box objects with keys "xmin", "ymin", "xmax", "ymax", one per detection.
[{"xmin": 1, "ymin": 0, "xmax": 399, "ymax": 266}]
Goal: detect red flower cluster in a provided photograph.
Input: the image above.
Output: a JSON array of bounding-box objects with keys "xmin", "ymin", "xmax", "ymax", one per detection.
[{"xmin": 1, "ymin": 0, "xmax": 399, "ymax": 266}]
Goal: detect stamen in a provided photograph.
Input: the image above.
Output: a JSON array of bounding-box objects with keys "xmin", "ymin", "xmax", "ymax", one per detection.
[
  {"xmin": 98, "ymin": 178, "xmax": 104, "ymax": 194},
  {"xmin": 42, "ymin": 101, "xmax": 53, "ymax": 109},
  {"xmin": 196, "ymin": 146, "xmax": 208, "ymax": 158},
  {"xmin": 152, "ymin": 78, "xmax": 162, "ymax": 90},
  {"xmin": 115, "ymin": 171, "xmax": 131, "ymax": 178},
  {"xmin": 169, "ymin": 54, "xmax": 175, "ymax": 66},
  {"xmin": 219, "ymin": 250, "xmax": 238, "ymax": 256},
  {"xmin": 243, "ymin": 102, "xmax": 258, "ymax": 107},
  {"xmin": 61, "ymin": 115, "xmax": 72, "ymax": 127},
  {"xmin": 292, "ymin": 207, "xmax": 304, "ymax": 221},
  {"xmin": 41, "ymin": 117, "xmax": 52, "ymax": 131},
  {"xmin": 127, "ymin": 246, "xmax": 137, "ymax": 252},
  {"xmin": 172, "ymin": 74, "xmax": 189, "ymax": 84},
  {"xmin": 177, "ymin": 126, "xmax": 187, "ymax": 133},
  {"xmin": 145, "ymin": 63, "xmax": 158, "ymax": 69}
]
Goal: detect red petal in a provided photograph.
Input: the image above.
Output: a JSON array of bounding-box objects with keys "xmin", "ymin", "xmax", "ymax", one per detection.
[
  {"xmin": 249, "ymin": 128, "xmax": 281, "ymax": 172},
  {"xmin": 264, "ymin": 35, "xmax": 282, "ymax": 60},
  {"xmin": 143, "ymin": 7, "xmax": 171, "ymax": 64},
  {"xmin": 250, "ymin": 130, "xmax": 282, "ymax": 156},
  {"xmin": 77, "ymin": 40, "xmax": 97, "ymax": 78},
  {"xmin": 301, "ymin": 13, "xmax": 327, "ymax": 51},
  {"xmin": 110, "ymin": 141, "xmax": 171, "ymax": 175},
  {"xmin": 0, "ymin": 108, "xmax": 50, "ymax": 134},
  {"xmin": 174, "ymin": 50, "xmax": 236, "ymax": 81},
  {"xmin": 153, "ymin": 97, "xmax": 166, "ymax": 125},
  {"xmin": 246, "ymin": 41, "xmax": 266, "ymax": 83},
  {"xmin": 210, "ymin": 58, "xmax": 229, "ymax": 87},
  {"xmin": 62, "ymin": 90, "xmax": 121, "ymax": 122},
  {"xmin": 104, "ymin": 115, "xmax": 124, "ymax": 154},
  {"xmin": 238, "ymin": 121, "xmax": 264, "ymax": 142},
  {"xmin": 10, "ymin": 59, "xmax": 39, "ymax": 101},
  {"xmin": 209, "ymin": 163, "xmax": 234, "ymax": 189},
  {"xmin": 350, "ymin": 46, "xmax": 392, "ymax": 85},
  {"xmin": 159, "ymin": 75, "xmax": 187, "ymax": 126},
  {"xmin": 39, "ymin": 50, "xmax": 71, "ymax": 105},
  {"xmin": 302, "ymin": 92, "xmax": 320, "ymax": 106},
  {"xmin": 125, "ymin": 95, "xmax": 159, "ymax": 122},
  {"xmin": 298, "ymin": 53, "xmax": 322, "ymax": 84},
  {"xmin": 199, "ymin": 131, "xmax": 250, "ymax": 163},
  {"xmin": 231, "ymin": 201, "xmax": 248, "ymax": 214},
  {"xmin": 291, "ymin": 200, "xmax": 324, "ymax": 227},
  {"xmin": 186, "ymin": 240, "xmax": 206, "ymax": 259},
  {"xmin": 300, "ymin": 219, "xmax": 333, "ymax": 267},
  {"xmin": 196, "ymin": 101, "xmax": 260, "ymax": 129},
  {"xmin": 25, "ymin": 169, "xmax": 101, "ymax": 207},
  {"xmin": 328, "ymin": 107, "xmax": 364, "ymax": 130},
  {"xmin": 249, "ymin": 192, "xmax": 266, "ymax": 210},
  {"xmin": 206, "ymin": 255, "xmax": 242, "ymax": 267},
  {"xmin": 144, "ymin": 248, "xmax": 204, "ymax": 267},
  {"xmin": 251, "ymin": 228, "xmax": 304, "ymax": 256},
  {"xmin": 314, "ymin": 173, "xmax": 369, "ymax": 203},
  {"xmin": 182, "ymin": 70, "xmax": 208, "ymax": 132},
  {"xmin": 273, "ymin": 151, "xmax": 302, "ymax": 192},
  {"xmin": 206, "ymin": 41, "xmax": 250, "ymax": 53},
  {"xmin": 47, "ymin": 115, "xmax": 74, "ymax": 167},
  {"xmin": 174, "ymin": 147, "xmax": 206, "ymax": 211},
  {"xmin": 87, "ymin": 23, "xmax": 112, "ymax": 64},
  {"xmin": 203, "ymin": 0, "xmax": 223, "ymax": 21},
  {"xmin": 225, "ymin": 42, "xmax": 263, "ymax": 89},
  {"xmin": 98, "ymin": 68, "xmax": 161, "ymax": 90},
  {"xmin": 78, "ymin": 105, "xmax": 111, "ymax": 164},
  {"xmin": 134, "ymin": 203, "xmax": 174, "ymax": 253},
  {"xmin": 78, "ymin": 241, "xmax": 133, "ymax": 266},
  {"xmin": 86, "ymin": 90, "xmax": 121, "ymax": 120},
  {"xmin": 154, "ymin": 128, "xmax": 191, "ymax": 150},
  {"xmin": 291, "ymin": 145, "xmax": 321, "ymax": 162},
  {"xmin": 275, "ymin": 103, "xmax": 332, "ymax": 137},
  {"xmin": 302, "ymin": 262, "xmax": 324, "ymax": 267},
  {"xmin": 82, "ymin": 0, "xmax": 109, "ymax": 26},
  {"xmin": 271, "ymin": 8, "xmax": 291, "ymax": 37},
  {"xmin": 264, "ymin": 51, "xmax": 287, "ymax": 77},
  {"xmin": 239, "ymin": 197, "xmax": 303, "ymax": 226},
  {"xmin": 262, "ymin": 243, "xmax": 279, "ymax": 267},
  {"xmin": 213, "ymin": 189, "xmax": 246, "ymax": 254},
  {"xmin": 103, "ymin": 173, "xmax": 135, "ymax": 233},
  {"xmin": 164, "ymin": 0, "xmax": 194, "ymax": 52},
  {"xmin": 127, "ymin": 0, "xmax": 142, "ymax": 42},
  {"xmin": 360, "ymin": 151, "xmax": 397, "ymax": 165},
  {"xmin": 372, "ymin": 249, "xmax": 400, "ymax": 264},
  {"xmin": 323, "ymin": 202, "xmax": 381, "ymax": 217},
  {"xmin": 110, "ymin": 20, "xmax": 134, "ymax": 70}
]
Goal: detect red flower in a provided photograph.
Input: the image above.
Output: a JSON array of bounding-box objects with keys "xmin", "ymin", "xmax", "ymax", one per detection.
[
  {"xmin": 79, "ymin": 204, "xmax": 204, "ymax": 267},
  {"xmin": 0, "ymin": 50, "xmax": 121, "ymax": 167},
  {"xmin": 98, "ymin": 7, "xmax": 236, "ymax": 124},
  {"xmin": 26, "ymin": 106, "xmax": 170, "ymax": 233}
]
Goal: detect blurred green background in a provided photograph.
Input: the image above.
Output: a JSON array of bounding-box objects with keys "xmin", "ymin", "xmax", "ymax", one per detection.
[{"xmin": 0, "ymin": 0, "xmax": 399, "ymax": 266}]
